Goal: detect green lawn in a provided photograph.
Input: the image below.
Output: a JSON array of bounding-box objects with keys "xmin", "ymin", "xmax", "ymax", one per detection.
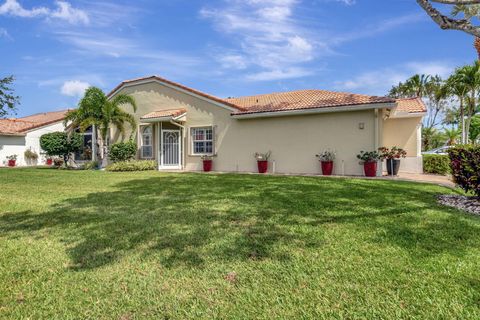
[{"xmin": 0, "ymin": 168, "xmax": 479, "ymax": 319}]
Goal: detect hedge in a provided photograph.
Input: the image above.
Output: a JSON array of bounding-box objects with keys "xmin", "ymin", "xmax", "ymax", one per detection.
[
  {"xmin": 448, "ymin": 145, "xmax": 480, "ymax": 197},
  {"xmin": 423, "ymin": 154, "xmax": 450, "ymax": 175},
  {"xmin": 109, "ymin": 141, "xmax": 137, "ymax": 162},
  {"xmin": 106, "ymin": 160, "xmax": 157, "ymax": 172}
]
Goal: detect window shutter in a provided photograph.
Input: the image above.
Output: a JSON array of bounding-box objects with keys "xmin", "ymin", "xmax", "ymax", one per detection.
[{"xmin": 212, "ymin": 125, "xmax": 216, "ymax": 155}]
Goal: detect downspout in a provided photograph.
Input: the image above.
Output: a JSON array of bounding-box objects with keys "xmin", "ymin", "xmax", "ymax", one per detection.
[{"xmin": 374, "ymin": 109, "xmax": 380, "ymax": 177}]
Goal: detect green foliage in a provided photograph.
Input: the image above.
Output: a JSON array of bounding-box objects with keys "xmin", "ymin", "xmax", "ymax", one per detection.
[
  {"xmin": 448, "ymin": 145, "xmax": 480, "ymax": 197},
  {"xmin": 422, "ymin": 127, "xmax": 445, "ymax": 151},
  {"xmin": 40, "ymin": 132, "xmax": 83, "ymax": 164},
  {"xmin": 356, "ymin": 150, "xmax": 380, "ymax": 163},
  {"xmin": 80, "ymin": 161, "xmax": 99, "ymax": 170},
  {"xmin": 0, "ymin": 75, "xmax": 20, "ymax": 118},
  {"xmin": 106, "ymin": 160, "xmax": 156, "ymax": 172},
  {"xmin": 378, "ymin": 146, "xmax": 407, "ymax": 160},
  {"xmin": 109, "ymin": 141, "xmax": 137, "ymax": 162},
  {"xmin": 423, "ymin": 154, "xmax": 451, "ymax": 175},
  {"xmin": 469, "ymin": 115, "xmax": 480, "ymax": 143}
]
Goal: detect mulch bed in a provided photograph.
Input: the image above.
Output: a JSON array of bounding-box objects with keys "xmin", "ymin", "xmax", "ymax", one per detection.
[{"xmin": 438, "ymin": 195, "xmax": 480, "ymax": 216}]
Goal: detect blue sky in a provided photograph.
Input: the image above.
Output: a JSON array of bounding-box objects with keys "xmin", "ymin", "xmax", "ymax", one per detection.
[{"xmin": 0, "ymin": 0, "xmax": 475, "ymax": 117}]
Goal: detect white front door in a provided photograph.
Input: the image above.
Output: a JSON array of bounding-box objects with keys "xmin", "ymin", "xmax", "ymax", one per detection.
[{"xmin": 161, "ymin": 129, "xmax": 181, "ymax": 169}]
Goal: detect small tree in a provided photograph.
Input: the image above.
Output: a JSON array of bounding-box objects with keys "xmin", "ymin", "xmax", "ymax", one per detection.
[
  {"xmin": 40, "ymin": 132, "xmax": 82, "ymax": 166},
  {"xmin": 0, "ymin": 75, "xmax": 20, "ymax": 118},
  {"xmin": 109, "ymin": 141, "xmax": 137, "ymax": 162}
]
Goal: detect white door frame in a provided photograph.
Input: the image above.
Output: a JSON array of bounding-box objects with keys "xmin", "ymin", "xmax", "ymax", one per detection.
[{"xmin": 159, "ymin": 128, "xmax": 182, "ymax": 170}]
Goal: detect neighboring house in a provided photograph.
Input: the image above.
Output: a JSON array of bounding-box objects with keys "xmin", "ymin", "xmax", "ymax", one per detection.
[
  {"xmin": 0, "ymin": 111, "xmax": 68, "ymax": 166},
  {"xmin": 108, "ymin": 76, "xmax": 426, "ymax": 176}
]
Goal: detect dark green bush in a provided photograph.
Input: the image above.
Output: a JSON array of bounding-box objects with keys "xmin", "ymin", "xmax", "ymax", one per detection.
[
  {"xmin": 109, "ymin": 141, "xmax": 137, "ymax": 162},
  {"xmin": 448, "ymin": 145, "xmax": 480, "ymax": 197},
  {"xmin": 106, "ymin": 160, "xmax": 156, "ymax": 172},
  {"xmin": 423, "ymin": 154, "xmax": 450, "ymax": 175},
  {"xmin": 40, "ymin": 132, "xmax": 82, "ymax": 165}
]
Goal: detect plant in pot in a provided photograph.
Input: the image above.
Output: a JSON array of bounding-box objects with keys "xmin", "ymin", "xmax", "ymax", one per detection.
[
  {"xmin": 315, "ymin": 150, "xmax": 336, "ymax": 176},
  {"xmin": 6, "ymin": 155, "xmax": 17, "ymax": 167},
  {"xmin": 378, "ymin": 146, "xmax": 407, "ymax": 176},
  {"xmin": 201, "ymin": 155, "xmax": 213, "ymax": 172},
  {"xmin": 46, "ymin": 157, "xmax": 53, "ymax": 165},
  {"xmin": 254, "ymin": 151, "xmax": 271, "ymax": 174},
  {"xmin": 24, "ymin": 149, "xmax": 39, "ymax": 166},
  {"xmin": 356, "ymin": 151, "xmax": 380, "ymax": 177}
]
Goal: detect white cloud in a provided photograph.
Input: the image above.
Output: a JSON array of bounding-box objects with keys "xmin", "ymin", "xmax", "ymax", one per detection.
[
  {"xmin": 0, "ymin": 0, "xmax": 89, "ymax": 25},
  {"xmin": 200, "ymin": 0, "xmax": 319, "ymax": 80},
  {"xmin": 50, "ymin": 1, "xmax": 89, "ymax": 25},
  {"xmin": 246, "ymin": 67, "xmax": 313, "ymax": 81},
  {"xmin": 0, "ymin": 27, "xmax": 11, "ymax": 39},
  {"xmin": 61, "ymin": 80, "xmax": 90, "ymax": 97},
  {"xmin": 334, "ymin": 61, "xmax": 455, "ymax": 95}
]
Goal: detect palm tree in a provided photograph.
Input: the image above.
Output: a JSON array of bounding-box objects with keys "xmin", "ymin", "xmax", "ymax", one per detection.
[
  {"xmin": 447, "ymin": 70, "xmax": 469, "ymax": 143},
  {"xmin": 64, "ymin": 87, "xmax": 137, "ymax": 166},
  {"xmin": 443, "ymin": 127, "xmax": 460, "ymax": 146},
  {"xmin": 450, "ymin": 62, "xmax": 480, "ymax": 143},
  {"xmin": 388, "ymin": 74, "xmax": 431, "ymax": 98}
]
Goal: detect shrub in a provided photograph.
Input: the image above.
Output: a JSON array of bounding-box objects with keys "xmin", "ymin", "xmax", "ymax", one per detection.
[
  {"xmin": 109, "ymin": 141, "xmax": 137, "ymax": 162},
  {"xmin": 106, "ymin": 160, "xmax": 156, "ymax": 172},
  {"xmin": 448, "ymin": 145, "xmax": 480, "ymax": 197},
  {"xmin": 40, "ymin": 132, "xmax": 82, "ymax": 165},
  {"xmin": 80, "ymin": 161, "xmax": 99, "ymax": 170},
  {"xmin": 423, "ymin": 154, "xmax": 450, "ymax": 175}
]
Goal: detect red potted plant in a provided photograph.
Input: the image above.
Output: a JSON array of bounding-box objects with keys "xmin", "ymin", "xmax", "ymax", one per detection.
[
  {"xmin": 316, "ymin": 150, "xmax": 336, "ymax": 175},
  {"xmin": 378, "ymin": 146, "xmax": 407, "ymax": 176},
  {"xmin": 6, "ymin": 155, "xmax": 17, "ymax": 167},
  {"xmin": 254, "ymin": 151, "xmax": 271, "ymax": 174},
  {"xmin": 201, "ymin": 155, "xmax": 213, "ymax": 172},
  {"xmin": 46, "ymin": 158, "xmax": 53, "ymax": 166},
  {"xmin": 356, "ymin": 150, "xmax": 380, "ymax": 177}
]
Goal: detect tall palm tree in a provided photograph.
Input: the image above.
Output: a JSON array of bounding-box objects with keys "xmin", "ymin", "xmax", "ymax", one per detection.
[
  {"xmin": 64, "ymin": 87, "xmax": 137, "ymax": 166},
  {"xmin": 447, "ymin": 70, "xmax": 470, "ymax": 143},
  {"xmin": 388, "ymin": 74, "xmax": 431, "ymax": 98}
]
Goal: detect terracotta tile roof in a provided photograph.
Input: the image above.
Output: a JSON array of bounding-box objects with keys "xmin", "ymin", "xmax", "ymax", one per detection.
[
  {"xmin": 395, "ymin": 98, "xmax": 427, "ymax": 113},
  {"xmin": 141, "ymin": 108, "xmax": 187, "ymax": 120},
  {"xmin": 0, "ymin": 110, "xmax": 69, "ymax": 136},
  {"xmin": 227, "ymin": 90, "xmax": 395, "ymax": 115},
  {"xmin": 107, "ymin": 75, "xmax": 245, "ymax": 111}
]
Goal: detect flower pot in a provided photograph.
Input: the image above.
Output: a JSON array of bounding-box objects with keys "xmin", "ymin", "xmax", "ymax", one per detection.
[
  {"xmin": 46, "ymin": 158, "xmax": 53, "ymax": 166},
  {"xmin": 386, "ymin": 159, "xmax": 401, "ymax": 176},
  {"xmin": 363, "ymin": 161, "xmax": 377, "ymax": 177},
  {"xmin": 203, "ymin": 159, "xmax": 212, "ymax": 172},
  {"xmin": 257, "ymin": 160, "xmax": 268, "ymax": 173},
  {"xmin": 321, "ymin": 161, "xmax": 333, "ymax": 176},
  {"xmin": 7, "ymin": 159, "xmax": 16, "ymax": 167}
]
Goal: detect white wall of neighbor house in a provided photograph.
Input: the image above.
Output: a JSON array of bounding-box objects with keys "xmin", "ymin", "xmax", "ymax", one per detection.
[
  {"xmin": 382, "ymin": 115, "xmax": 423, "ymax": 173},
  {"xmin": 110, "ymin": 81, "xmax": 382, "ymax": 175},
  {"xmin": 0, "ymin": 122, "xmax": 65, "ymax": 167}
]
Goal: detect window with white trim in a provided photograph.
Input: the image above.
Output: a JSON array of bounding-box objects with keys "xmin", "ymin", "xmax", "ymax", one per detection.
[
  {"xmin": 141, "ymin": 126, "xmax": 153, "ymax": 158},
  {"xmin": 191, "ymin": 127, "xmax": 213, "ymax": 155}
]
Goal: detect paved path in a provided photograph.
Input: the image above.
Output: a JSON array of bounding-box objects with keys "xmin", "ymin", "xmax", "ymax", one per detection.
[{"xmin": 381, "ymin": 173, "xmax": 455, "ymax": 188}]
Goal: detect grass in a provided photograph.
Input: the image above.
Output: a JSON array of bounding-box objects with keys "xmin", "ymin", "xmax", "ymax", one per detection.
[{"xmin": 0, "ymin": 168, "xmax": 479, "ymax": 319}]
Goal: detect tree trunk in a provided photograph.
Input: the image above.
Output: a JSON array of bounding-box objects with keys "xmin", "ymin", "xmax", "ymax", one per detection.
[
  {"xmin": 475, "ymin": 37, "xmax": 480, "ymax": 60},
  {"xmin": 460, "ymin": 99, "xmax": 465, "ymax": 144}
]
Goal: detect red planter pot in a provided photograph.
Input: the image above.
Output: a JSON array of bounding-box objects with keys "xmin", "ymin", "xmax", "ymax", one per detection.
[
  {"xmin": 363, "ymin": 161, "xmax": 377, "ymax": 177},
  {"xmin": 46, "ymin": 158, "xmax": 53, "ymax": 166},
  {"xmin": 7, "ymin": 160, "xmax": 16, "ymax": 167},
  {"xmin": 321, "ymin": 161, "xmax": 333, "ymax": 176},
  {"xmin": 203, "ymin": 159, "xmax": 212, "ymax": 172},
  {"xmin": 257, "ymin": 160, "xmax": 268, "ymax": 174}
]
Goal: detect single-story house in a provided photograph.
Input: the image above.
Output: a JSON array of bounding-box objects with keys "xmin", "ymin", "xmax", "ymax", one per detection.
[
  {"xmin": 108, "ymin": 75, "xmax": 426, "ymax": 176},
  {"xmin": 0, "ymin": 110, "xmax": 68, "ymax": 166}
]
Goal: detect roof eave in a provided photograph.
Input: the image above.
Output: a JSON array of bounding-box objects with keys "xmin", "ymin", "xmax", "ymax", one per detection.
[
  {"xmin": 390, "ymin": 111, "xmax": 427, "ymax": 119},
  {"xmin": 0, "ymin": 132, "xmax": 27, "ymax": 137},
  {"xmin": 140, "ymin": 112, "xmax": 187, "ymax": 123},
  {"xmin": 231, "ymin": 102, "xmax": 396, "ymax": 119}
]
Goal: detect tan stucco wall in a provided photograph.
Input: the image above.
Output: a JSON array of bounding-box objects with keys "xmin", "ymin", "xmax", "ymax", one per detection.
[
  {"xmin": 382, "ymin": 116, "xmax": 423, "ymax": 173},
  {"xmin": 110, "ymin": 81, "xmax": 381, "ymax": 175}
]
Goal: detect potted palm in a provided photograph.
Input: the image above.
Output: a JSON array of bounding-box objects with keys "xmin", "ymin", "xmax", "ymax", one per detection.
[
  {"xmin": 201, "ymin": 155, "xmax": 213, "ymax": 172},
  {"xmin": 378, "ymin": 146, "xmax": 407, "ymax": 176},
  {"xmin": 24, "ymin": 149, "xmax": 39, "ymax": 166},
  {"xmin": 254, "ymin": 151, "xmax": 271, "ymax": 174},
  {"xmin": 6, "ymin": 155, "xmax": 17, "ymax": 167},
  {"xmin": 315, "ymin": 150, "xmax": 336, "ymax": 175},
  {"xmin": 356, "ymin": 151, "xmax": 380, "ymax": 177}
]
